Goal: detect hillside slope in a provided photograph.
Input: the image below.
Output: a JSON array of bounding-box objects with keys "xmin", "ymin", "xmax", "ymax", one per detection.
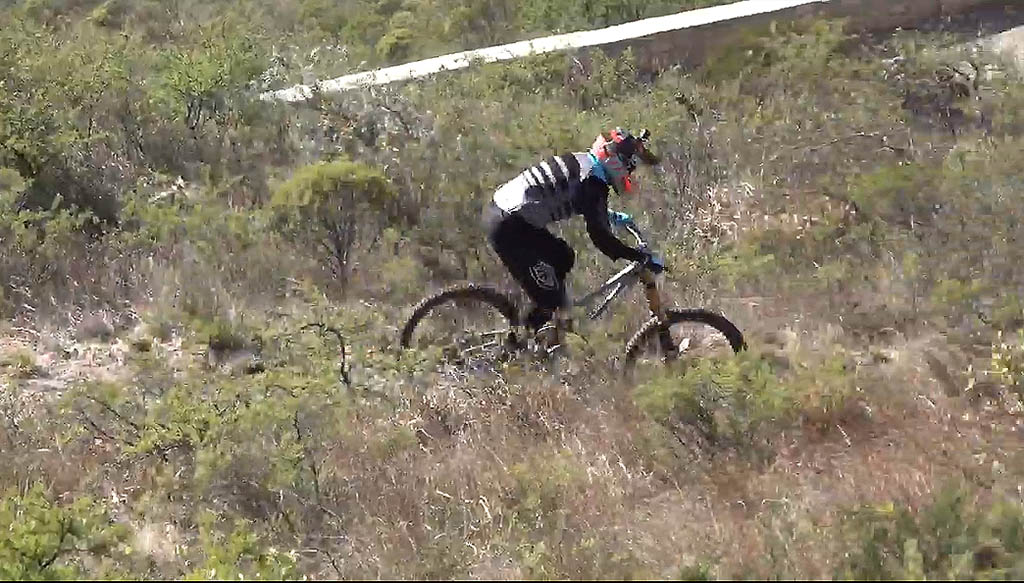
[{"xmin": 3, "ymin": 0, "xmax": 1024, "ymax": 578}]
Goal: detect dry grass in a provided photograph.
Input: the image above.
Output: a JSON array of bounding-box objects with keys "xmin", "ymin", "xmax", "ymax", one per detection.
[
  {"xmin": 4, "ymin": 271, "xmax": 1022, "ymax": 578},
  {"xmin": 3, "ymin": 5, "xmax": 1024, "ymax": 579}
]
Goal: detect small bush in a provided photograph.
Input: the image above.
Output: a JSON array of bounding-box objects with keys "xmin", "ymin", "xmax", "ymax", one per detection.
[
  {"xmin": 0, "ymin": 347, "xmax": 42, "ymax": 379},
  {"xmin": 0, "ymin": 483, "xmax": 129, "ymax": 580},
  {"xmin": 846, "ymin": 163, "xmax": 943, "ymax": 227},
  {"xmin": 154, "ymin": 20, "xmax": 267, "ymax": 133},
  {"xmin": 186, "ymin": 511, "xmax": 298, "ymax": 580},
  {"xmin": 840, "ymin": 484, "xmax": 1024, "ymax": 580},
  {"xmin": 141, "ymin": 308, "xmax": 180, "ymax": 343},
  {"xmin": 679, "ymin": 561, "xmax": 716, "ymax": 581},
  {"xmin": 635, "ymin": 347, "xmax": 859, "ymax": 453},
  {"xmin": 508, "ymin": 450, "xmax": 589, "ymax": 531},
  {"xmin": 270, "ymin": 158, "xmax": 399, "ymax": 281},
  {"xmin": 200, "ymin": 318, "xmax": 252, "ymax": 354},
  {"xmin": 634, "ymin": 351, "xmax": 789, "ymax": 451},
  {"xmin": 991, "ymin": 330, "xmax": 1024, "ymax": 396}
]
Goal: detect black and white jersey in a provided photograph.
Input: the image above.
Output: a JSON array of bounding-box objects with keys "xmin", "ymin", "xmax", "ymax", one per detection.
[
  {"xmin": 493, "ymin": 153, "xmax": 595, "ymax": 228},
  {"xmin": 490, "ymin": 152, "xmax": 646, "ymax": 263}
]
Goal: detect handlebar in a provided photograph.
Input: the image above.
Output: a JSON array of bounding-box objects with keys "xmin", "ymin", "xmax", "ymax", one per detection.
[
  {"xmin": 615, "ymin": 218, "xmax": 668, "ymax": 274},
  {"xmin": 634, "ymin": 127, "xmax": 660, "ymax": 166},
  {"xmin": 608, "ymin": 211, "xmax": 649, "ymax": 249}
]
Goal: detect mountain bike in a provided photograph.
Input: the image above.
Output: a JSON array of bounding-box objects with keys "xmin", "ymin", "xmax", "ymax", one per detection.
[{"xmin": 399, "ymin": 218, "xmax": 746, "ymax": 370}]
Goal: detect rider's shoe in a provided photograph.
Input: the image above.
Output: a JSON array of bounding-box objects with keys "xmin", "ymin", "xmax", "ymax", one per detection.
[
  {"xmin": 504, "ymin": 328, "xmax": 527, "ymax": 351},
  {"xmin": 546, "ymin": 342, "xmax": 565, "ymax": 357},
  {"xmin": 530, "ymin": 324, "xmax": 556, "ymax": 355},
  {"xmin": 523, "ymin": 324, "xmax": 564, "ymax": 361}
]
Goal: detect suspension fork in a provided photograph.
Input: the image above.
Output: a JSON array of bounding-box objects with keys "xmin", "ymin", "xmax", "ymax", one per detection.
[{"xmin": 641, "ymin": 270, "xmax": 677, "ymax": 355}]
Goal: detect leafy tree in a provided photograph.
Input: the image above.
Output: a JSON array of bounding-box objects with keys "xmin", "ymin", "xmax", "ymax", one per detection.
[
  {"xmin": 270, "ymin": 158, "xmax": 401, "ymax": 281},
  {"xmin": 157, "ymin": 22, "xmax": 267, "ymax": 133}
]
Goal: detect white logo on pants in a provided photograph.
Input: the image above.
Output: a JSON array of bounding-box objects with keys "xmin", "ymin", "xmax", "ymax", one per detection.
[{"xmin": 530, "ymin": 261, "xmax": 557, "ymax": 290}]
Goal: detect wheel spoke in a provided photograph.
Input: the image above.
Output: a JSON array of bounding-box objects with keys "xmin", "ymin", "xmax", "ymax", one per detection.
[
  {"xmin": 667, "ymin": 322, "xmax": 735, "ymax": 360},
  {"xmin": 624, "ymin": 308, "xmax": 745, "ymax": 368},
  {"xmin": 400, "ymin": 286, "xmax": 521, "ymax": 372}
]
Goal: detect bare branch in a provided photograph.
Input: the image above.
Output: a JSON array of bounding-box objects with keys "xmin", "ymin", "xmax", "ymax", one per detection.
[
  {"xmin": 84, "ymin": 395, "xmax": 141, "ymax": 436},
  {"xmin": 300, "ymin": 322, "xmax": 352, "ymax": 387}
]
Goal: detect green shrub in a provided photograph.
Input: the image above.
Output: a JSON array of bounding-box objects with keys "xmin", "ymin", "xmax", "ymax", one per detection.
[
  {"xmin": 368, "ymin": 423, "xmax": 418, "ymax": 461},
  {"xmin": 0, "ymin": 347, "xmax": 42, "ymax": 379},
  {"xmin": 634, "ymin": 351, "xmax": 788, "ymax": 450},
  {"xmin": 376, "ymin": 11, "xmax": 417, "ymax": 61},
  {"xmin": 992, "ymin": 330, "xmax": 1024, "ymax": 396},
  {"xmin": 185, "ymin": 511, "xmax": 298, "ymax": 580},
  {"xmin": 141, "ymin": 307, "xmax": 180, "ymax": 342},
  {"xmin": 0, "ymin": 483, "xmax": 129, "ymax": 580},
  {"xmin": 840, "ymin": 485, "xmax": 1024, "ymax": 580},
  {"xmin": 154, "ymin": 19, "xmax": 267, "ymax": 133},
  {"xmin": 297, "ymin": 0, "xmax": 352, "ymax": 39},
  {"xmin": 270, "ymin": 157, "xmax": 399, "ymax": 280},
  {"xmin": 635, "ymin": 348, "xmax": 858, "ymax": 452},
  {"xmin": 199, "ymin": 317, "xmax": 253, "ymax": 354},
  {"xmin": 508, "ymin": 450, "xmax": 588, "ymax": 531},
  {"xmin": 846, "ymin": 163, "xmax": 943, "ymax": 226},
  {"xmin": 679, "ymin": 560, "xmax": 716, "ymax": 580}
]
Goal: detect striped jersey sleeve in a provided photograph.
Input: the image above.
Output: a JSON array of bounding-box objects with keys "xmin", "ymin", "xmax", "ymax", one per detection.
[{"xmin": 493, "ymin": 153, "xmax": 591, "ymax": 227}]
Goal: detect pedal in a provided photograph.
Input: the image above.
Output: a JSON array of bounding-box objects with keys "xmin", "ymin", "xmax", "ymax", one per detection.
[
  {"xmin": 525, "ymin": 336, "xmax": 547, "ymax": 357},
  {"xmin": 504, "ymin": 330, "xmax": 526, "ymax": 350}
]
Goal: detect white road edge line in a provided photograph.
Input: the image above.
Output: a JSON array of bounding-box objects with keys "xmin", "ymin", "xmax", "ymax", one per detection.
[{"xmin": 260, "ymin": 0, "xmax": 830, "ymax": 102}]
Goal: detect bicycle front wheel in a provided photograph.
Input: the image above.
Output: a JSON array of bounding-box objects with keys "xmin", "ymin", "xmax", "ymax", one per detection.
[
  {"xmin": 623, "ymin": 308, "xmax": 746, "ymax": 367},
  {"xmin": 400, "ymin": 284, "xmax": 522, "ymax": 367}
]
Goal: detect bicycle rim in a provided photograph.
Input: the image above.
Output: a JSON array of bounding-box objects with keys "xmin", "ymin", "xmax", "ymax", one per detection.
[
  {"xmin": 624, "ymin": 308, "xmax": 746, "ymax": 368},
  {"xmin": 400, "ymin": 285, "xmax": 521, "ymax": 370}
]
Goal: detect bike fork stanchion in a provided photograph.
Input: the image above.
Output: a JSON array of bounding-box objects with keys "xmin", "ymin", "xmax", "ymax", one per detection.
[
  {"xmin": 546, "ymin": 309, "xmax": 572, "ymax": 378},
  {"xmin": 504, "ymin": 324, "xmax": 524, "ymax": 351},
  {"xmin": 641, "ymin": 270, "xmax": 678, "ymax": 360},
  {"xmin": 543, "ymin": 309, "xmax": 569, "ymax": 355}
]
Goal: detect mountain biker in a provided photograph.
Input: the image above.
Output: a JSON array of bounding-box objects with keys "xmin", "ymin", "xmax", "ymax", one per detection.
[{"xmin": 483, "ymin": 127, "xmax": 663, "ymax": 349}]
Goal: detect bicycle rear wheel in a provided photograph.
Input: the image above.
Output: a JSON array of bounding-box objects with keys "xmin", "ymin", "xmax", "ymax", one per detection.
[
  {"xmin": 623, "ymin": 308, "xmax": 746, "ymax": 367},
  {"xmin": 400, "ymin": 284, "xmax": 522, "ymax": 368}
]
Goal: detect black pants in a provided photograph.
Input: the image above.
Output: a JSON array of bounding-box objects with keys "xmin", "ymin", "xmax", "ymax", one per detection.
[{"xmin": 485, "ymin": 205, "xmax": 575, "ymax": 331}]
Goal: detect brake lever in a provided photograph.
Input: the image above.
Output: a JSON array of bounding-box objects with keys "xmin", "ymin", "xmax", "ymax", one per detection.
[{"xmin": 623, "ymin": 224, "xmax": 649, "ymax": 251}]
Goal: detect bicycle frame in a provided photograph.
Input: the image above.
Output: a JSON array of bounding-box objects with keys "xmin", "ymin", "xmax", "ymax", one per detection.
[
  {"xmin": 572, "ymin": 222, "xmax": 667, "ymax": 325},
  {"xmin": 459, "ymin": 221, "xmax": 670, "ymax": 356}
]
